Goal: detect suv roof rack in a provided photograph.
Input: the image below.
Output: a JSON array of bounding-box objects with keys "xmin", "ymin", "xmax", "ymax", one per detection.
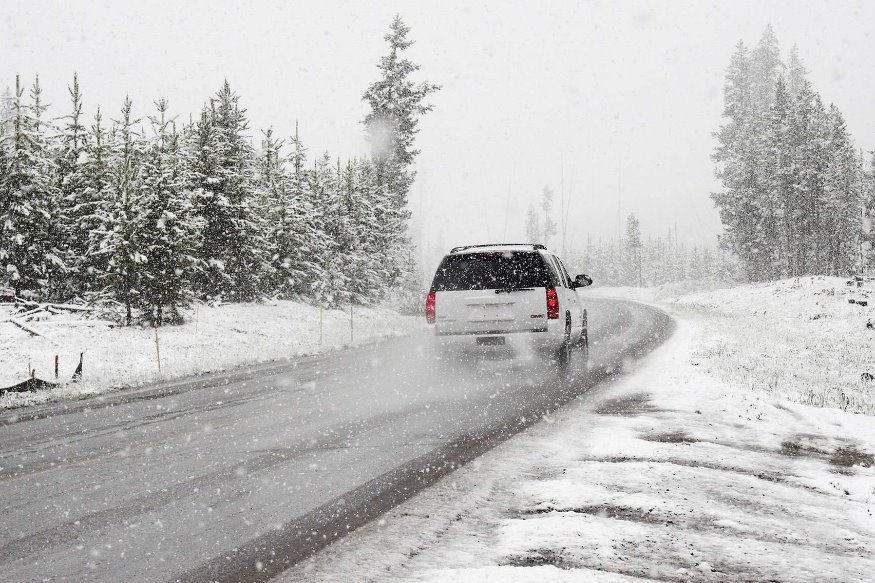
[{"xmin": 450, "ymin": 243, "xmax": 547, "ymax": 253}]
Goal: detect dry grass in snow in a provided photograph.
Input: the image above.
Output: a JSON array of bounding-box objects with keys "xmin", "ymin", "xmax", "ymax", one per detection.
[{"xmin": 667, "ymin": 276, "xmax": 875, "ymax": 414}]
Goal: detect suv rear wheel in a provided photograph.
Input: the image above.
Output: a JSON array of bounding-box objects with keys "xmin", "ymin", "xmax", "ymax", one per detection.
[
  {"xmin": 578, "ymin": 309, "xmax": 589, "ymax": 352},
  {"xmin": 557, "ymin": 314, "xmax": 573, "ymax": 368}
]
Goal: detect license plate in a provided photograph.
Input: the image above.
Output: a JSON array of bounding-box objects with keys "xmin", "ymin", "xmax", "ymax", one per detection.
[{"xmin": 477, "ymin": 336, "xmax": 506, "ymax": 346}]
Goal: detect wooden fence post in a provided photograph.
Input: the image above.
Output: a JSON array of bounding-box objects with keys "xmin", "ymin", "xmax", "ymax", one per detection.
[{"xmin": 154, "ymin": 325, "xmax": 162, "ymax": 372}]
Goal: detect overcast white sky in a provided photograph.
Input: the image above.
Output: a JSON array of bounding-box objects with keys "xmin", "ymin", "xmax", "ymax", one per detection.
[{"xmin": 3, "ymin": 0, "xmax": 874, "ymax": 269}]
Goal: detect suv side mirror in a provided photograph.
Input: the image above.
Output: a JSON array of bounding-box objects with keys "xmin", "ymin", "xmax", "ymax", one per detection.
[{"xmin": 572, "ymin": 274, "xmax": 593, "ymax": 289}]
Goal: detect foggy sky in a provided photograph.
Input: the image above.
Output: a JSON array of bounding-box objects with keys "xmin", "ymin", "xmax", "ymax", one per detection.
[{"xmin": 3, "ymin": 0, "xmax": 874, "ymax": 271}]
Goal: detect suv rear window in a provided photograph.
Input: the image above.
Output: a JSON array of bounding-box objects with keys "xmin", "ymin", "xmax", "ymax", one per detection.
[{"xmin": 431, "ymin": 252, "xmax": 551, "ymax": 291}]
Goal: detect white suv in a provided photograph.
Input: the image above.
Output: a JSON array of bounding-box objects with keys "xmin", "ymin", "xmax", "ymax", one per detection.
[{"xmin": 425, "ymin": 244, "xmax": 592, "ymax": 363}]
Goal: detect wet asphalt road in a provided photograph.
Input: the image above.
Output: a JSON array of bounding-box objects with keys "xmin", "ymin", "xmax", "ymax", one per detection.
[{"xmin": 0, "ymin": 298, "xmax": 672, "ymax": 582}]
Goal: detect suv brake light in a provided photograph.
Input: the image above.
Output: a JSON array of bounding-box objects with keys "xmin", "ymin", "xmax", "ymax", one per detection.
[
  {"xmin": 546, "ymin": 287, "xmax": 559, "ymax": 319},
  {"xmin": 426, "ymin": 290, "xmax": 436, "ymax": 324}
]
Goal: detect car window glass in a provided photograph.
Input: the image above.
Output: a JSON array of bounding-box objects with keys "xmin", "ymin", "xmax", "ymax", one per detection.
[
  {"xmin": 557, "ymin": 256, "xmax": 571, "ymax": 287},
  {"xmin": 545, "ymin": 255, "xmax": 564, "ymax": 287},
  {"xmin": 431, "ymin": 252, "xmax": 550, "ymax": 291},
  {"xmin": 557, "ymin": 258, "xmax": 573, "ymax": 287}
]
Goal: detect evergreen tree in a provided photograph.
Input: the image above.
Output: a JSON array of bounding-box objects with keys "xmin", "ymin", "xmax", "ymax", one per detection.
[
  {"xmin": 190, "ymin": 82, "xmax": 269, "ymax": 301},
  {"xmin": 793, "ymin": 90, "xmax": 830, "ymax": 274},
  {"xmin": 0, "ymin": 86, "xmax": 13, "ymax": 146},
  {"xmin": 0, "ymin": 75, "xmax": 61, "ymax": 298},
  {"xmin": 353, "ymin": 156, "xmax": 390, "ymax": 301},
  {"xmin": 785, "ymin": 46, "xmax": 810, "ymax": 99},
  {"xmin": 822, "ymin": 105, "xmax": 859, "ymax": 276},
  {"xmin": 283, "ymin": 123, "xmax": 327, "ymax": 299},
  {"xmin": 750, "ymin": 25, "xmax": 782, "ymax": 119},
  {"xmin": 712, "ymin": 41, "xmax": 761, "ymax": 279},
  {"xmin": 55, "ymin": 74, "xmax": 92, "ymax": 297},
  {"xmin": 362, "ymin": 15, "xmax": 439, "ymax": 292},
  {"xmin": 363, "ymin": 15, "xmax": 440, "ymax": 198},
  {"xmin": 624, "ymin": 213, "xmax": 643, "ymax": 286},
  {"xmin": 540, "ymin": 186, "xmax": 557, "ymax": 247},
  {"xmin": 80, "ymin": 109, "xmax": 114, "ymax": 294},
  {"xmin": 713, "ymin": 30, "xmax": 864, "ymax": 281},
  {"xmin": 863, "ymin": 152, "xmax": 875, "ymax": 272},
  {"xmin": 95, "ymin": 97, "xmax": 145, "ymax": 325},
  {"xmin": 138, "ymin": 99, "xmax": 200, "ymax": 325},
  {"xmin": 770, "ymin": 76, "xmax": 795, "ymax": 277},
  {"xmin": 341, "ymin": 158, "xmax": 379, "ymax": 304},
  {"xmin": 258, "ymin": 127, "xmax": 289, "ymax": 295}
]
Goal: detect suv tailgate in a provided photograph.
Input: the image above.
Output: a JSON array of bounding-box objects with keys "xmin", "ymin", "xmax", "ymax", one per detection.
[{"xmin": 435, "ymin": 288, "xmax": 547, "ymax": 335}]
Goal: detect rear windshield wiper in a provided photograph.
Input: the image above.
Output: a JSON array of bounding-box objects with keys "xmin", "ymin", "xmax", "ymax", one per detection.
[{"xmin": 494, "ymin": 288, "xmax": 535, "ymax": 294}]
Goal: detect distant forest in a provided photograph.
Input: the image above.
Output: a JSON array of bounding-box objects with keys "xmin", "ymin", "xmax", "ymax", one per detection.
[
  {"xmin": 0, "ymin": 16, "xmax": 438, "ymax": 325},
  {"xmin": 712, "ymin": 26, "xmax": 875, "ymax": 281},
  {"xmin": 569, "ymin": 215, "xmax": 736, "ymax": 287},
  {"xmin": 524, "ymin": 188, "xmax": 733, "ymax": 287}
]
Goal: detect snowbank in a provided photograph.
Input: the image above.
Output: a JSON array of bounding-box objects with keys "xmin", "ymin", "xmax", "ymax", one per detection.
[
  {"xmin": 592, "ymin": 277, "xmax": 875, "ymax": 413},
  {"xmin": 668, "ymin": 276, "xmax": 875, "ymax": 414},
  {"xmin": 0, "ymin": 301, "xmax": 420, "ymax": 409}
]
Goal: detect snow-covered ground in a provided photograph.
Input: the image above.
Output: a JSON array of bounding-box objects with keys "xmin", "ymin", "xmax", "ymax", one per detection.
[
  {"xmin": 0, "ymin": 301, "xmax": 420, "ymax": 409},
  {"xmin": 589, "ymin": 277, "xmax": 875, "ymax": 414},
  {"xmin": 281, "ymin": 278, "xmax": 875, "ymax": 582}
]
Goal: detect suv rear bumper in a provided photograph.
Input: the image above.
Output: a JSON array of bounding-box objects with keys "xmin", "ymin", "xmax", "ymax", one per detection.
[
  {"xmin": 435, "ymin": 327, "xmax": 547, "ymax": 336},
  {"xmin": 433, "ymin": 320, "xmax": 565, "ymax": 355}
]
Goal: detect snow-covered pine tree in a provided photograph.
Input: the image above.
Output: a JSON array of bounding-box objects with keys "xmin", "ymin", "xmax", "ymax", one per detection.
[
  {"xmin": 0, "ymin": 75, "xmax": 61, "ymax": 299},
  {"xmin": 863, "ymin": 152, "xmax": 875, "ymax": 273},
  {"xmin": 362, "ymin": 15, "xmax": 439, "ymax": 294},
  {"xmin": 341, "ymin": 159, "xmax": 372, "ymax": 304},
  {"xmin": 80, "ymin": 108, "xmax": 114, "ymax": 294},
  {"xmin": 96, "ymin": 97, "xmax": 145, "ymax": 325},
  {"xmin": 712, "ymin": 41, "xmax": 760, "ymax": 279},
  {"xmin": 785, "ymin": 46, "xmax": 810, "ymax": 100},
  {"xmin": 257, "ymin": 127, "xmax": 287, "ymax": 295},
  {"xmin": 749, "ymin": 26, "xmax": 783, "ymax": 278},
  {"xmin": 624, "ymin": 213, "xmax": 643, "ymax": 286},
  {"xmin": 189, "ymin": 107, "xmax": 226, "ymax": 298},
  {"xmin": 822, "ymin": 104, "xmax": 860, "ymax": 276},
  {"xmin": 285, "ymin": 122, "xmax": 327, "ymax": 300},
  {"xmin": 307, "ymin": 153, "xmax": 345, "ymax": 307},
  {"xmin": 353, "ymin": 155, "xmax": 391, "ymax": 302},
  {"xmin": 190, "ymin": 82, "xmax": 269, "ymax": 302},
  {"xmin": 326, "ymin": 157, "xmax": 355, "ymax": 305},
  {"xmin": 137, "ymin": 99, "xmax": 201, "ymax": 325},
  {"xmin": 0, "ymin": 86, "xmax": 13, "ymax": 147},
  {"xmin": 750, "ymin": 26, "xmax": 783, "ymax": 121},
  {"xmin": 55, "ymin": 74, "xmax": 93, "ymax": 297},
  {"xmin": 792, "ymin": 89, "xmax": 830, "ymax": 274},
  {"xmin": 762, "ymin": 75, "xmax": 794, "ymax": 278}
]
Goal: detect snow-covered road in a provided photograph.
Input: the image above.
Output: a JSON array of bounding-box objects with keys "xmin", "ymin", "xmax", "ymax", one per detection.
[
  {"xmin": 282, "ymin": 293, "xmax": 875, "ymax": 583},
  {"xmin": 0, "ymin": 297, "xmax": 669, "ymax": 582}
]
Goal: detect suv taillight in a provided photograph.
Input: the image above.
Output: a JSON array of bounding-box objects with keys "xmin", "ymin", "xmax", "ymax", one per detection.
[
  {"xmin": 426, "ymin": 290, "xmax": 436, "ymax": 324},
  {"xmin": 546, "ymin": 287, "xmax": 559, "ymax": 319}
]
